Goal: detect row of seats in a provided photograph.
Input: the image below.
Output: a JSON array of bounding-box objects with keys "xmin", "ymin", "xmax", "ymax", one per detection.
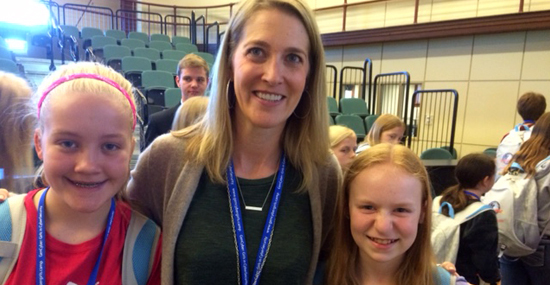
[
  {"xmin": 329, "ymin": 113, "xmax": 379, "ymax": 140},
  {"xmin": 327, "ymin": 97, "xmax": 369, "ymax": 118},
  {"xmin": 100, "ymin": 44, "xmax": 213, "ymax": 67}
]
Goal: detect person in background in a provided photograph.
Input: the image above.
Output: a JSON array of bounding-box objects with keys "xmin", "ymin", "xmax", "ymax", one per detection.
[
  {"xmin": 171, "ymin": 96, "xmax": 209, "ymax": 131},
  {"xmin": 1, "ymin": 62, "xmax": 161, "ymax": 285},
  {"xmin": 329, "ymin": 125, "xmax": 357, "ymax": 171},
  {"xmin": 500, "ymin": 112, "xmax": 550, "ymax": 285},
  {"xmin": 356, "ymin": 114, "xmax": 405, "ymax": 154},
  {"xmin": 436, "ymin": 153, "xmax": 500, "ymax": 285},
  {"xmin": 143, "ymin": 53, "xmax": 210, "ymax": 149},
  {"xmin": 326, "ymin": 143, "xmax": 469, "ymax": 285},
  {"xmin": 0, "ymin": 71, "xmax": 34, "ymax": 193}
]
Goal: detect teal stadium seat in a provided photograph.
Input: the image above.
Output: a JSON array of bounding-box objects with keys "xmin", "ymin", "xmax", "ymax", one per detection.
[
  {"xmin": 327, "ymin": 97, "xmax": 340, "ymax": 117},
  {"xmin": 164, "ymin": 88, "xmax": 181, "ymax": 108},
  {"xmin": 121, "ymin": 39, "xmax": 146, "ymax": 52},
  {"xmin": 105, "ymin": 29, "xmax": 126, "ymax": 43},
  {"xmin": 128, "ymin": 31, "xmax": 149, "ymax": 44},
  {"xmin": 175, "ymin": 43, "xmax": 198, "ymax": 54},
  {"xmin": 150, "ymin": 33, "xmax": 170, "ymax": 43},
  {"xmin": 103, "ymin": 45, "xmax": 131, "ymax": 71},
  {"xmin": 483, "ymin": 147, "xmax": 497, "ymax": 159},
  {"xmin": 340, "ymin": 97, "xmax": 369, "ymax": 118},
  {"xmin": 195, "ymin": 52, "xmax": 214, "ymax": 66},
  {"xmin": 172, "ymin": 36, "xmax": 191, "ymax": 45},
  {"xmin": 155, "ymin": 59, "xmax": 178, "ymax": 75},
  {"xmin": 162, "ymin": 50, "xmax": 187, "ymax": 61},
  {"xmin": 121, "ymin": 56, "xmax": 152, "ymax": 87},
  {"xmin": 149, "ymin": 41, "xmax": 173, "ymax": 53},
  {"xmin": 420, "ymin": 148, "xmax": 454, "ymax": 160},
  {"xmin": 81, "ymin": 27, "xmax": 103, "ymax": 50},
  {"xmin": 89, "ymin": 35, "xmax": 117, "ymax": 61},
  {"xmin": 440, "ymin": 146, "xmax": 458, "ymax": 159},
  {"xmin": 335, "ymin": 114, "xmax": 366, "ymax": 140},
  {"xmin": 0, "ymin": 58, "xmax": 18, "ymax": 74},
  {"xmin": 134, "ymin": 47, "xmax": 161, "ymax": 61},
  {"xmin": 141, "ymin": 70, "xmax": 176, "ymax": 106},
  {"xmin": 364, "ymin": 114, "xmax": 379, "ymax": 134}
]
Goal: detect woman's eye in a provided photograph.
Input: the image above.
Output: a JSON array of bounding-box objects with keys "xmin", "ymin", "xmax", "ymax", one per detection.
[
  {"xmin": 247, "ymin": 47, "xmax": 264, "ymax": 57},
  {"xmin": 287, "ymin": 53, "xmax": 302, "ymax": 64}
]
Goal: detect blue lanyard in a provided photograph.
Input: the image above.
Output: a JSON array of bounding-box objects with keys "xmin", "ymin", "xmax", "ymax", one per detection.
[
  {"xmin": 36, "ymin": 188, "xmax": 115, "ymax": 285},
  {"xmin": 463, "ymin": 190, "xmax": 480, "ymax": 201},
  {"xmin": 226, "ymin": 153, "xmax": 286, "ymax": 285}
]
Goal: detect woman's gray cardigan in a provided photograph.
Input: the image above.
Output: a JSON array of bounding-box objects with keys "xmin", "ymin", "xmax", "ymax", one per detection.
[{"xmin": 127, "ymin": 134, "xmax": 341, "ymax": 285}]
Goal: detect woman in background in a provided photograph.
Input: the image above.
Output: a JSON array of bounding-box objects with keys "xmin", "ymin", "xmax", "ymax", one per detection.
[
  {"xmin": 329, "ymin": 125, "xmax": 357, "ymax": 171},
  {"xmin": 356, "ymin": 114, "xmax": 405, "ymax": 154}
]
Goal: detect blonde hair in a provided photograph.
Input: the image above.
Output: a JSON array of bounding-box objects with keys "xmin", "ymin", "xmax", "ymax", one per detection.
[
  {"xmin": 0, "ymin": 72, "xmax": 34, "ymax": 193},
  {"xmin": 171, "ymin": 96, "xmax": 209, "ymax": 130},
  {"xmin": 329, "ymin": 125, "xmax": 356, "ymax": 148},
  {"xmin": 174, "ymin": 0, "xmax": 330, "ymax": 191},
  {"xmin": 177, "ymin": 53, "xmax": 210, "ymax": 77},
  {"xmin": 365, "ymin": 114, "xmax": 405, "ymax": 146},
  {"xmin": 33, "ymin": 62, "xmax": 136, "ymax": 189},
  {"xmin": 327, "ymin": 144, "xmax": 435, "ymax": 285}
]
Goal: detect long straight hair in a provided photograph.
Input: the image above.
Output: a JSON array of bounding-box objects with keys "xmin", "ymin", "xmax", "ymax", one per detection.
[
  {"xmin": 327, "ymin": 144, "xmax": 436, "ymax": 285},
  {"xmin": 505, "ymin": 112, "xmax": 550, "ymax": 176},
  {"xmin": 173, "ymin": 0, "xmax": 330, "ymax": 191}
]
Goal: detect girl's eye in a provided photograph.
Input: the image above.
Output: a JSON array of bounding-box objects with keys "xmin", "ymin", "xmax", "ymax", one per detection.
[
  {"xmin": 103, "ymin": 143, "xmax": 120, "ymax": 151},
  {"xmin": 360, "ymin": 205, "xmax": 374, "ymax": 211},
  {"xmin": 60, "ymin": 140, "xmax": 76, "ymax": 149},
  {"xmin": 395, "ymin": 208, "xmax": 411, "ymax": 213}
]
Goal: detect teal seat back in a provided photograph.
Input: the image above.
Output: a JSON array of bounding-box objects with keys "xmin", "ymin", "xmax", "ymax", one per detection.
[
  {"xmin": 155, "ymin": 59, "xmax": 178, "ymax": 74},
  {"xmin": 150, "ymin": 33, "xmax": 170, "ymax": 43},
  {"xmin": 335, "ymin": 114, "xmax": 366, "ymax": 140},
  {"xmin": 149, "ymin": 41, "xmax": 173, "ymax": 52},
  {"xmin": 128, "ymin": 31, "xmax": 149, "ymax": 43},
  {"xmin": 122, "ymin": 56, "xmax": 152, "ymax": 73},
  {"xmin": 340, "ymin": 98, "xmax": 369, "ymax": 117},
  {"xmin": 0, "ymin": 58, "xmax": 18, "ymax": 74},
  {"xmin": 91, "ymin": 35, "xmax": 117, "ymax": 49},
  {"xmin": 121, "ymin": 39, "xmax": 146, "ymax": 51},
  {"xmin": 172, "ymin": 36, "xmax": 191, "ymax": 45},
  {"xmin": 162, "ymin": 50, "xmax": 187, "ymax": 61},
  {"xmin": 60, "ymin": 25, "xmax": 80, "ymax": 39},
  {"xmin": 364, "ymin": 114, "xmax": 379, "ymax": 134},
  {"xmin": 195, "ymin": 52, "xmax": 214, "ymax": 65},
  {"xmin": 81, "ymin": 27, "xmax": 103, "ymax": 40},
  {"xmin": 440, "ymin": 146, "xmax": 458, "ymax": 159},
  {"xmin": 164, "ymin": 88, "xmax": 181, "ymax": 108},
  {"xmin": 327, "ymin": 97, "xmax": 339, "ymax": 116},
  {"xmin": 175, "ymin": 43, "xmax": 198, "ymax": 53},
  {"xmin": 141, "ymin": 70, "xmax": 176, "ymax": 88},
  {"xmin": 483, "ymin": 147, "xmax": 497, "ymax": 158},
  {"xmin": 420, "ymin": 148, "xmax": 454, "ymax": 160},
  {"xmin": 104, "ymin": 45, "xmax": 131, "ymax": 62},
  {"xmin": 134, "ymin": 48, "xmax": 161, "ymax": 61},
  {"xmin": 105, "ymin": 29, "xmax": 126, "ymax": 41}
]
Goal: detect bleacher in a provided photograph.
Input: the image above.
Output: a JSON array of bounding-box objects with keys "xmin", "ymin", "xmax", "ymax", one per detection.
[{"xmin": 0, "ymin": 1, "xmax": 222, "ymax": 166}]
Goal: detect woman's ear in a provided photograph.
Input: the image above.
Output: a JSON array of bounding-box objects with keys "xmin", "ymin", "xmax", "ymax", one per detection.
[{"xmin": 34, "ymin": 129, "xmax": 43, "ymax": 160}]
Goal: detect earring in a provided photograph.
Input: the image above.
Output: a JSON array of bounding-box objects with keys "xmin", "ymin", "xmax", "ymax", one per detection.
[{"xmin": 226, "ymin": 80, "xmax": 235, "ymax": 109}]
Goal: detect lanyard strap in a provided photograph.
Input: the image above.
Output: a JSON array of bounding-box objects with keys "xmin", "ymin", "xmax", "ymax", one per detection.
[
  {"xmin": 36, "ymin": 188, "xmax": 116, "ymax": 285},
  {"xmin": 463, "ymin": 190, "xmax": 480, "ymax": 201},
  {"xmin": 226, "ymin": 153, "xmax": 286, "ymax": 285}
]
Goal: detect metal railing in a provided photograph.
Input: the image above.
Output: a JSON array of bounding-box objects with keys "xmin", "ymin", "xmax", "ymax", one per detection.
[
  {"xmin": 371, "ymin": 71, "xmax": 411, "ymax": 126},
  {"xmin": 63, "ymin": 3, "xmax": 114, "ymax": 31},
  {"xmin": 408, "ymin": 89, "xmax": 458, "ymax": 155},
  {"xmin": 337, "ymin": 58, "xmax": 373, "ymax": 108},
  {"xmin": 325, "ymin": 65, "xmax": 338, "ymax": 99}
]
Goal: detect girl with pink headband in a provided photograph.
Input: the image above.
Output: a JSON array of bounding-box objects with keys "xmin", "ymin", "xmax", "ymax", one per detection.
[{"xmin": 0, "ymin": 62, "xmax": 161, "ymax": 285}]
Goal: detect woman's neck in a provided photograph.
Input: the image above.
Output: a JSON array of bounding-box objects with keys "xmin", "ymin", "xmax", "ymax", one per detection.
[
  {"xmin": 357, "ymin": 254, "xmax": 400, "ymax": 285},
  {"xmin": 232, "ymin": 122, "xmax": 284, "ymax": 179},
  {"xmin": 463, "ymin": 188, "xmax": 483, "ymax": 199},
  {"xmin": 33, "ymin": 189, "xmax": 112, "ymax": 244}
]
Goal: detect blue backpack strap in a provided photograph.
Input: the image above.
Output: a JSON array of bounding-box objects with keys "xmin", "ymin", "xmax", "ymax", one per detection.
[
  {"xmin": 122, "ymin": 210, "xmax": 161, "ymax": 285},
  {"xmin": 0, "ymin": 194, "xmax": 27, "ymax": 284}
]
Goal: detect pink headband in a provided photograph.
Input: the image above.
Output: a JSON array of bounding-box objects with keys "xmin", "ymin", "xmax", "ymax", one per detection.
[{"xmin": 37, "ymin": 73, "xmax": 137, "ymax": 130}]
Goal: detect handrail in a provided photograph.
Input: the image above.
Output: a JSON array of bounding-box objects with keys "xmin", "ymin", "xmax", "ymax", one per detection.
[
  {"xmin": 313, "ymin": 0, "xmax": 530, "ymax": 32},
  {"xmin": 63, "ymin": 3, "xmax": 114, "ymax": 28},
  {"xmin": 205, "ymin": 21, "xmax": 220, "ymax": 54},
  {"xmin": 124, "ymin": 0, "xmax": 237, "ymax": 10}
]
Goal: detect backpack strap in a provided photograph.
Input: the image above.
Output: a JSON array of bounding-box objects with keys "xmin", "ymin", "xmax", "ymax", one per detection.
[
  {"xmin": 122, "ymin": 210, "xmax": 161, "ymax": 285},
  {"xmin": 433, "ymin": 196, "xmax": 492, "ymax": 223},
  {"xmin": 514, "ymin": 123, "xmax": 531, "ymax": 132},
  {"xmin": 0, "ymin": 194, "xmax": 27, "ymax": 284},
  {"xmin": 434, "ymin": 266, "xmax": 456, "ymax": 285}
]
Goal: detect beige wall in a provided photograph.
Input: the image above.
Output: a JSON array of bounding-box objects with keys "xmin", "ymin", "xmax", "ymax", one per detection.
[{"xmin": 325, "ymin": 29, "xmax": 550, "ymax": 157}]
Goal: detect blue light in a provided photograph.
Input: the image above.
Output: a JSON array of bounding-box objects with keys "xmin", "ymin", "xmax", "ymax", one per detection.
[
  {"xmin": 0, "ymin": 0, "xmax": 50, "ymax": 27},
  {"xmin": 5, "ymin": 39, "xmax": 27, "ymax": 53}
]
